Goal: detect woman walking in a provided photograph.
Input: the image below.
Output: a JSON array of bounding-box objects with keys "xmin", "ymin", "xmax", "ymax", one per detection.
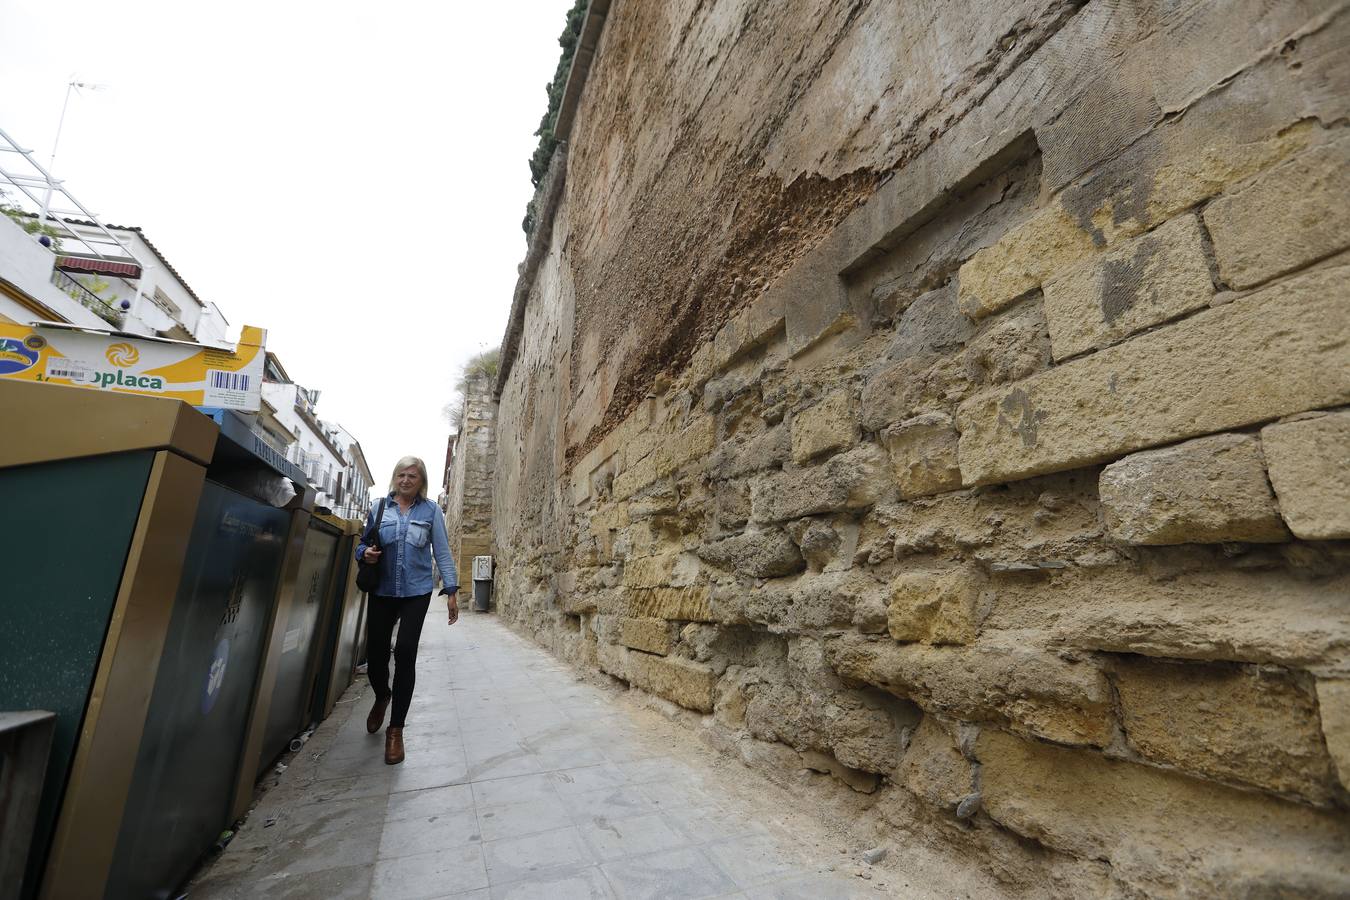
[{"xmin": 356, "ymin": 456, "xmax": 458, "ymax": 764}]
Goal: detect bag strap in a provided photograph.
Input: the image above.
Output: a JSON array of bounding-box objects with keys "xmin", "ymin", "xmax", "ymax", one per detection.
[{"xmin": 365, "ymin": 497, "xmax": 388, "ymax": 548}]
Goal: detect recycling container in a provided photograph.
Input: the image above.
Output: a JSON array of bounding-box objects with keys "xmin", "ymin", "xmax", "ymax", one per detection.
[
  {"xmin": 95, "ymin": 409, "xmax": 314, "ymax": 900},
  {"xmin": 0, "ymin": 379, "xmax": 216, "ymax": 900},
  {"xmin": 5, "ymin": 387, "xmax": 316, "ymax": 900},
  {"xmin": 0, "ymin": 712, "xmax": 56, "ymax": 900},
  {"xmin": 256, "ymin": 514, "xmax": 343, "ymax": 771},
  {"xmin": 309, "ymin": 514, "xmax": 366, "ymax": 722}
]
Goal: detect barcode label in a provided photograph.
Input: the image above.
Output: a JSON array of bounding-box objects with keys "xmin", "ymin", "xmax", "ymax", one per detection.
[
  {"xmin": 208, "ymin": 370, "xmax": 250, "ymax": 391},
  {"xmin": 46, "ymin": 362, "xmax": 88, "ymax": 382}
]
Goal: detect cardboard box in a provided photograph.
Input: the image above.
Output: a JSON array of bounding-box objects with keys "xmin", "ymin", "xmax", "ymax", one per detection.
[{"xmin": 0, "ymin": 322, "xmax": 266, "ymax": 411}]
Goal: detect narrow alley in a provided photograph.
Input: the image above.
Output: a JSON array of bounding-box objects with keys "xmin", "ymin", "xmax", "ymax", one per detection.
[{"xmin": 187, "ymin": 608, "xmax": 912, "ymax": 900}]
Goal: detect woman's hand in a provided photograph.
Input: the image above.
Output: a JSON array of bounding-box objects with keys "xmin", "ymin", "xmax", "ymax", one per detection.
[
  {"xmin": 446, "ymin": 591, "xmax": 459, "ymax": 625},
  {"xmin": 362, "ymin": 546, "xmax": 382, "ymax": 564}
]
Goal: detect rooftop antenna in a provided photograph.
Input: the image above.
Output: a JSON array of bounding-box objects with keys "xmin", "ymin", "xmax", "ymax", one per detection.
[{"xmin": 40, "ymin": 78, "xmax": 106, "ymax": 225}]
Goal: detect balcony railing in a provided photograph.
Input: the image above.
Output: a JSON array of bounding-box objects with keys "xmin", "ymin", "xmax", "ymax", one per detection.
[{"xmin": 51, "ymin": 269, "xmax": 124, "ymax": 328}]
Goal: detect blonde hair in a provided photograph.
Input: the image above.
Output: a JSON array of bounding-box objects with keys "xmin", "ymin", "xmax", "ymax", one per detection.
[{"xmin": 389, "ymin": 455, "xmax": 429, "ymax": 499}]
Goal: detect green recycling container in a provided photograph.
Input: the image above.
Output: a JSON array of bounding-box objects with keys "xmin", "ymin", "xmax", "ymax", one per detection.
[
  {"xmin": 0, "ymin": 380, "xmax": 216, "ymax": 900},
  {"xmin": 256, "ymin": 514, "xmax": 342, "ymax": 770}
]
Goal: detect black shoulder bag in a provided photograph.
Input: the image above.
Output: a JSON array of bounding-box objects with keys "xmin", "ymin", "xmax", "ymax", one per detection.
[{"xmin": 355, "ymin": 498, "xmax": 388, "ymax": 593}]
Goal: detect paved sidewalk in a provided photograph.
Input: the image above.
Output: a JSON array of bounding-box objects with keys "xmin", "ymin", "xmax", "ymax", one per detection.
[{"xmin": 189, "ymin": 607, "xmax": 897, "ymax": 900}]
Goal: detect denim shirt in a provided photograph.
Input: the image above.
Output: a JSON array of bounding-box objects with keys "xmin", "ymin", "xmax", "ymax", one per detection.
[{"xmin": 355, "ymin": 495, "xmax": 458, "ymax": 598}]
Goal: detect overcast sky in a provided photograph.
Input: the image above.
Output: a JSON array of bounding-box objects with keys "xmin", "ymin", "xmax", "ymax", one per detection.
[{"xmin": 0, "ymin": 0, "xmax": 572, "ymax": 496}]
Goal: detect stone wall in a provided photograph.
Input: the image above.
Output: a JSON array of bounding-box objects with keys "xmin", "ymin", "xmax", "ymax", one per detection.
[
  {"xmin": 444, "ymin": 372, "xmax": 498, "ymax": 571},
  {"xmin": 492, "ymin": 1, "xmax": 1350, "ymax": 895}
]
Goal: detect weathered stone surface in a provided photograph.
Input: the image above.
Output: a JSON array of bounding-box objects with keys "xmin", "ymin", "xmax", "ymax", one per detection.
[
  {"xmin": 988, "ymin": 567, "xmax": 1350, "ymax": 669},
  {"xmin": 625, "ymin": 650, "xmax": 720, "ymax": 713},
  {"xmin": 1262, "ymin": 410, "xmax": 1350, "ymax": 540},
  {"xmin": 626, "ymin": 586, "xmax": 715, "ymax": 623},
  {"xmin": 750, "ymin": 443, "xmax": 889, "ymax": 522},
  {"xmin": 712, "ymin": 479, "xmax": 751, "ymax": 530},
  {"xmin": 654, "ymin": 416, "xmax": 716, "ymax": 478},
  {"xmin": 957, "ymin": 206, "xmax": 1099, "ymax": 320},
  {"xmin": 880, "ymin": 412, "xmax": 962, "ymax": 499},
  {"xmin": 628, "ymin": 480, "xmax": 679, "ymax": 519},
  {"xmin": 738, "ymin": 570, "xmax": 884, "ymax": 633},
  {"xmin": 1098, "ymin": 433, "xmax": 1288, "ymax": 545},
  {"xmin": 960, "ymin": 300, "xmax": 1050, "ymax": 387},
  {"xmin": 1112, "ymin": 657, "xmax": 1337, "ymax": 803},
  {"xmin": 1054, "ymin": 79, "xmax": 1319, "ymax": 247},
  {"xmin": 745, "ymin": 681, "xmax": 904, "ymax": 775},
  {"xmin": 1042, "ymin": 214, "xmax": 1213, "ymax": 360},
  {"xmin": 956, "ymin": 261, "xmax": 1350, "ymax": 485},
  {"xmin": 888, "ymin": 567, "xmax": 985, "ymax": 645},
  {"xmin": 800, "ymin": 749, "xmax": 881, "ymax": 793},
  {"xmin": 977, "ymin": 729, "xmax": 1350, "ymax": 897},
  {"xmin": 613, "ymin": 452, "xmax": 659, "ymax": 502},
  {"xmin": 707, "ymin": 426, "xmax": 789, "ymax": 480},
  {"xmin": 790, "ymin": 390, "xmax": 857, "ymax": 463},
  {"xmin": 622, "ymin": 552, "xmax": 682, "ymax": 589},
  {"xmin": 1317, "ymin": 679, "xmax": 1350, "ymax": 788},
  {"xmin": 885, "ymin": 283, "xmax": 972, "ymax": 360},
  {"xmin": 696, "ymin": 527, "xmax": 804, "ymax": 578},
  {"xmin": 490, "ymin": 5, "xmax": 1350, "ymax": 894},
  {"xmin": 827, "ymin": 635, "xmax": 1112, "ymax": 747},
  {"xmin": 1205, "ymin": 136, "xmax": 1350, "ymax": 289},
  {"xmin": 861, "ymin": 353, "xmax": 971, "ymax": 432},
  {"xmin": 898, "ymin": 717, "xmax": 974, "ymax": 811},
  {"xmin": 596, "ymin": 638, "xmax": 628, "ymax": 681},
  {"xmin": 618, "ymin": 617, "xmax": 675, "ymax": 655}
]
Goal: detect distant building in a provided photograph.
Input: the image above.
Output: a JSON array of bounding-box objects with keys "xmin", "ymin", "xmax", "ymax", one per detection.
[
  {"xmin": 0, "ymin": 127, "xmax": 225, "ymax": 343},
  {"xmin": 260, "ymin": 352, "xmax": 372, "ymax": 518},
  {"xmin": 442, "ymin": 371, "xmax": 497, "ymax": 568}
]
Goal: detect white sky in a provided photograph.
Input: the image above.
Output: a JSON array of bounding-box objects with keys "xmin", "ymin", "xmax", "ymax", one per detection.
[{"xmin": 0, "ymin": 0, "xmax": 572, "ymax": 495}]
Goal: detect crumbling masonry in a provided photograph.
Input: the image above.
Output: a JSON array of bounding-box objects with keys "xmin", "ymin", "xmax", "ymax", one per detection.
[
  {"xmin": 484, "ymin": 1, "xmax": 1350, "ymax": 895},
  {"xmin": 444, "ymin": 372, "xmax": 498, "ymax": 569}
]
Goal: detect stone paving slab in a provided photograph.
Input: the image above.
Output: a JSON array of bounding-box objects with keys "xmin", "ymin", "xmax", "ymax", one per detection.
[{"xmin": 187, "ymin": 609, "xmax": 902, "ymax": 900}]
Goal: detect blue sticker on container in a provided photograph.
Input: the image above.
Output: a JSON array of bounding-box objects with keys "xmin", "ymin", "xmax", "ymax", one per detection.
[
  {"xmin": 0, "ymin": 338, "xmax": 38, "ymax": 375},
  {"xmin": 202, "ymin": 637, "xmax": 230, "ymax": 715}
]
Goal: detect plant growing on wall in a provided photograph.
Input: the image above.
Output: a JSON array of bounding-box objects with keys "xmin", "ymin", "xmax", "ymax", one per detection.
[
  {"xmin": 446, "ymin": 347, "xmax": 502, "ymax": 431},
  {"xmin": 0, "ymin": 198, "xmax": 65, "ymax": 250},
  {"xmin": 523, "ymin": 0, "xmax": 587, "ymax": 236}
]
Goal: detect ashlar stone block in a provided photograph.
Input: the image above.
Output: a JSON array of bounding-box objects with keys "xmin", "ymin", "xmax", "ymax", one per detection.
[
  {"xmin": 750, "ymin": 443, "xmax": 889, "ymax": 523},
  {"xmin": 1316, "ymin": 679, "xmax": 1350, "ymax": 789},
  {"xmin": 887, "ymin": 567, "xmax": 984, "ymax": 645},
  {"xmin": 956, "ymin": 261, "xmax": 1350, "ymax": 486},
  {"xmin": 696, "ymin": 527, "xmax": 804, "ymax": 578},
  {"xmin": 1042, "ymin": 213, "xmax": 1213, "ymax": 360},
  {"xmin": 1112, "ymin": 657, "xmax": 1337, "ymax": 804},
  {"xmin": 625, "ymin": 651, "xmax": 719, "ymax": 713},
  {"xmin": 618, "ymin": 617, "xmax": 675, "ymax": 655},
  {"xmin": 976, "ymin": 729, "xmax": 1350, "ymax": 897},
  {"xmin": 1261, "ymin": 410, "xmax": 1350, "ymax": 540},
  {"xmin": 1098, "ymin": 433, "xmax": 1288, "ymax": 545},
  {"xmin": 1205, "ymin": 136, "xmax": 1350, "ymax": 289},
  {"xmin": 826, "ymin": 635, "xmax": 1112, "ymax": 747},
  {"xmin": 880, "ymin": 412, "xmax": 962, "ymax": 499},
  {"xmin": 957, "ymin": 206, "xmax": 1100, "ymax": 321},
  {"xmin": 898, "ymin": 717, "xmax": 975, "ymax": 811},
  {"xmin": 790, "ymin": 390, "xmax": 858, "ymax": 464}
]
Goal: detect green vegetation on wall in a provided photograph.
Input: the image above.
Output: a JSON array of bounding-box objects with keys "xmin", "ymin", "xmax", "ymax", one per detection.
[{"xmin": 523, "ymin": 0, "xmax": 587, "ymax": 236}]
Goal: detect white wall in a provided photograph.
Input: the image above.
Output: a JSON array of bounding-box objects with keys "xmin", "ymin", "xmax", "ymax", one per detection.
[
  {"xmin": 261, "ymin": 380, "xmax": 347, "ymax": 508},
  {"xmin": 0, "ymin": 215, "xmax": 111, "ymax": 327}
]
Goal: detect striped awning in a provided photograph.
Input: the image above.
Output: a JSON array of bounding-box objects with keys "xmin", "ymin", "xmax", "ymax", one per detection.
[{"xmin": 55, "ymin": 256, "xmax": 142, "ymax": 279}]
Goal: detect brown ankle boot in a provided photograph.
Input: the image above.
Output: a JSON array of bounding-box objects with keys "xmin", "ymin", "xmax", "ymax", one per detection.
[
  {"xmin": 384, "ymin": 727, "xmax": 405, "ymax": 765},
  {"xmin": 366, "ymin": 696, "xmax": 390, "ymax": 734}
]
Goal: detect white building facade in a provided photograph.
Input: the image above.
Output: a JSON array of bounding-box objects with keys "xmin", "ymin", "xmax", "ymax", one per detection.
[{"xmin": 261, "ymin": 354, "xmax": 373, "ymax": 517}]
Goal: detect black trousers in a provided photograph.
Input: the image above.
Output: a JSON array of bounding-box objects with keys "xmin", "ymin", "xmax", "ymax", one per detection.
[{"xmin": 366, "ymin": 593, "xmax": 431, "ymax": 728}]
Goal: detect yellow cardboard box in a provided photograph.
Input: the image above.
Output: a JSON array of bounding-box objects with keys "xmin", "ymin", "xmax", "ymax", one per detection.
[{"xmin": 0, "ymin": 322, "xmax": 266, "ymax": 411}]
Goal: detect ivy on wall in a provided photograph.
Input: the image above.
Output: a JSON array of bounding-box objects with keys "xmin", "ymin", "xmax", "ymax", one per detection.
[{"xmin": 523, "ymin": 0, "xmax": 587, "ymax": 236}]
